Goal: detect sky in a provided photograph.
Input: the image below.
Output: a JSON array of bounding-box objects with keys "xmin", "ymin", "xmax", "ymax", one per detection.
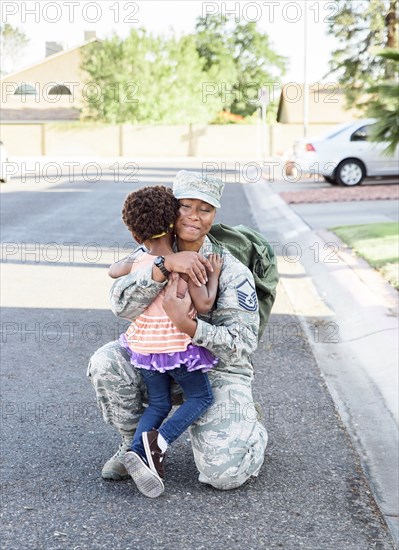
[{"xmin": 2, "ymin": 0, "xmax": 338, "ymax": 84}]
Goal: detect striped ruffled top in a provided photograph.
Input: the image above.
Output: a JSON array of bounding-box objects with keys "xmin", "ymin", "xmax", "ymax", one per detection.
[{"xmin": 124, "ymin": 252, "xmax": 193, "ymax": 354}]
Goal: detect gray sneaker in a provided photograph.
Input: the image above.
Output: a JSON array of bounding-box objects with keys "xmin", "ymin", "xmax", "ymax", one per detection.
[
  {"xmin": 101, "ymin": 437, "xmax": 132, "ymax": 480},
  {"xmin": 124, "ymin": 451, "xmax": 164, "ymax": 498}
]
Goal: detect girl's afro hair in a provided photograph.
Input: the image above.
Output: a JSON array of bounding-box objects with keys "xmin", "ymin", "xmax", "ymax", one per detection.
[{"xmin": 122, "ymin": 185, "xmax": 179, "ymax": 242}]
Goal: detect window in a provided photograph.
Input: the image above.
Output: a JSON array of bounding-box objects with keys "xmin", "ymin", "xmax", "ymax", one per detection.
[
  {"xmin": 48, "ymin": 84, "xmax": 71, "ymax": 95},
  {"xmin": 323, "ymin": 123, "xmax": 353, "ymax": 140},
  {"xmin": 14, "ymin": 83, "xmax": 37, "ymax": 95},
  {"xmin": 350, "ymin": 126, "xmax": 370, "ymax": 142}
]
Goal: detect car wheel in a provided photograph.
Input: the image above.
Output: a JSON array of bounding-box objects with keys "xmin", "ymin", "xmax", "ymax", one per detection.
[
  {"xmin": 323, "ymin": 175, "xmax": 337, "ymax": 184},
  {"xmin": 336, "ymin": 159, "xmax": 365, "ymax": 186}
]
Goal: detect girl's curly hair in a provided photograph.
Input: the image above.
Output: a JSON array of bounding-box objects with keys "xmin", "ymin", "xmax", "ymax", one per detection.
[{"xmin": 122, "ymin": 185, "xmax": 179, "ymax": 242}]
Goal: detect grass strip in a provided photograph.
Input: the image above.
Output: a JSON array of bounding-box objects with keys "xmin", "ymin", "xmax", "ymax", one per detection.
[{"xmin": 330, "ymin": 222, "xmax": 399, "ymax": 289}]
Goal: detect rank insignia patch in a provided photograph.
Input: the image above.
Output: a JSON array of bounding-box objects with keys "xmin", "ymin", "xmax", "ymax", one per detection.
[{"xmin": 236, "ymin": 279, "xmax": 258, "ymax": 311}]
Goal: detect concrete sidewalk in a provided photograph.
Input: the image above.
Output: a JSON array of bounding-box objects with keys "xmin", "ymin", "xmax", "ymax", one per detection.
[{"xmin": 244, "ymin": 179, "xmax": 399, "ymax": 546}]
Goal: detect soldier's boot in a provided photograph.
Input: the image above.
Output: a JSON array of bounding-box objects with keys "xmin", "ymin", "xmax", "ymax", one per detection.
[{"xmin": 102, "ymin": 431, "xmax": 135, "ymax": 481}]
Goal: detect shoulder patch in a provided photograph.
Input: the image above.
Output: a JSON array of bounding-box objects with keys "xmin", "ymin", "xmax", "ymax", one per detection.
[{"xmin": 236, "ymin": 278, "xmax": 258, "ymax": 311}]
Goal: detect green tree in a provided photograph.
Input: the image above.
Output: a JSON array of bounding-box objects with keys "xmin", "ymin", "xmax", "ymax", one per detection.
[
  {"xmin": 195, "ymin": 15, "xmax": 238, "ymax": 104},
  {"xmin": 195, "ymin": 16, "xmax": 286, "ymax": 118},
  {"xmin": 0, "ymin": 24, "xmax": 29, "ymax": 76},
  {"xmin": 159, "ymin": 34, "xmax": 222, "ymax": 124},
  {"xmin": 326, "ymin": 0, "xmax": 398, "ymax": 105},
  {"xmin": 81, "ymin": 29, "xmax": 220, "ymax": 124},
  {"xmin": 231, "ymin": 21, "xmax": 286, "ymax": 117},
  {"xmin": 366, "ymin": 49, "xmax": 399, "ymax": 155},
  {"xmin": 82, "ymin": 30, "xmax": 164, "ymax": 123}
]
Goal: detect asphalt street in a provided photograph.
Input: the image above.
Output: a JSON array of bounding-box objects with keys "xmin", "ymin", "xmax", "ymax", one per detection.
[{"xmin": 1, "ymin": 164, "xmax": 396, "ymax": 550}]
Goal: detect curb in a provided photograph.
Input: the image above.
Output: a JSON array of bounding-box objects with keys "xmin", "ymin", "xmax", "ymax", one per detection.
[{"xmin": 316, "ymin": 228, "xmax": 398, "ymax": 310}]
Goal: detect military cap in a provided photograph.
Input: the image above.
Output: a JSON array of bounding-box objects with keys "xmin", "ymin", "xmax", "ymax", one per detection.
[{"xmin": 173, "ymin": 170, "xmax": 225, "ymax": 209}]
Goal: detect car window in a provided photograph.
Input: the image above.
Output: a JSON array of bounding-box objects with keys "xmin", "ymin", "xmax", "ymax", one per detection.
[
  {"xmin": 350, "ymin": 126, "xmax": 370, "ymax": 142},
  {"xmin": 324, "ymin": 123, "xmax": 354, "ymax": 140}
]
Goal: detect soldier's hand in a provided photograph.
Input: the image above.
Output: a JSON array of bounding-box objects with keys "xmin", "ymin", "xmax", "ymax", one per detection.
[{"xmin": 164, "ymin": 252, "xmax": 213, "ymax": 287}]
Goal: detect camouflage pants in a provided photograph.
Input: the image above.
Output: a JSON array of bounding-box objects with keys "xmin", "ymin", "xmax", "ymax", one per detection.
[{"xmin": 87, "ymin": 340, "xmax": 268, "ymax": 490}]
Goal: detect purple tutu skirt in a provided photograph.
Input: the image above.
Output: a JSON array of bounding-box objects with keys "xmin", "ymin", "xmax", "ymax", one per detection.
[{"xmin": 119, "ymin": 334, "xmax": 218, "ymax": 373}]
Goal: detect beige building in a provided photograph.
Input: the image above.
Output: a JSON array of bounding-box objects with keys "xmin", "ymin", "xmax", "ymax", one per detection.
[
  {"xmin": 0, "ymin": 36, "xmax": 100, "ymax": 121},
  {"xmin": 277, "ymin": 82, "xmax": 360, "ymax": 124}
]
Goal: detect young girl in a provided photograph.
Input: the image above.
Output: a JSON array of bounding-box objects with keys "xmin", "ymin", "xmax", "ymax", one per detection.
[{"xmin": 109, "ymin": 185, "xmax": 222, "ymax": 498}]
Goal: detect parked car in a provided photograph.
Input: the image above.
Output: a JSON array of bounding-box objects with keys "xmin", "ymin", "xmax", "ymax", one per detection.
[
  {"xmin": 0, "ymin": 141, "xmax": 11, "ymax": 183},
  {"xmin": 289, "ymin": 119, "xmax": 399, "ymax": 186}
]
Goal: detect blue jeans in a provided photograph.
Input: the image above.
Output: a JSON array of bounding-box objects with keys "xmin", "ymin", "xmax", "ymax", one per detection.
[{"xmin": 131, "ymin": 367, "xmax": 213, "ymax": 458}]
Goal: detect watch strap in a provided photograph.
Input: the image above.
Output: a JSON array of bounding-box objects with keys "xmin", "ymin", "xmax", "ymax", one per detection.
[{"xmin": 154, "ymin": 256, "xmax": 170, "ymax": 277}]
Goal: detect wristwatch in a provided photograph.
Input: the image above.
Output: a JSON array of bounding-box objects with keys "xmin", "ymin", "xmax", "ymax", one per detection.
[{"xmin": 154, "ymin": 256, "xmax": 170, "ymax": 277}]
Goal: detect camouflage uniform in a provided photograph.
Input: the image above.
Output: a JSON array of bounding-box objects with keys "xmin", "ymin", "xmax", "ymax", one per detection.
[{"xmin": 88, "ymin": 237, "xmax": 268, "ymax": 490}]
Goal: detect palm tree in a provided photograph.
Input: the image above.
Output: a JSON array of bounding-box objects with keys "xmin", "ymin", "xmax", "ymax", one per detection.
[{"xmin": 367, "ymin": 49, "xmax": 399, "ymax": 155}]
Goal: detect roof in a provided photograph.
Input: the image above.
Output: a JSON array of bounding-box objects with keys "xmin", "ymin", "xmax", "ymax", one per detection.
[{"xmin": 0, "ymin": 38, "xmax": 101, "ymax": 82}]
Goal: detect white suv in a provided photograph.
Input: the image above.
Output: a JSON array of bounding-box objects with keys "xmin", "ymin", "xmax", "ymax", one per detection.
[{"xmin": 290, "ymin": 119, "xmax": 399, "ymax": 186}]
